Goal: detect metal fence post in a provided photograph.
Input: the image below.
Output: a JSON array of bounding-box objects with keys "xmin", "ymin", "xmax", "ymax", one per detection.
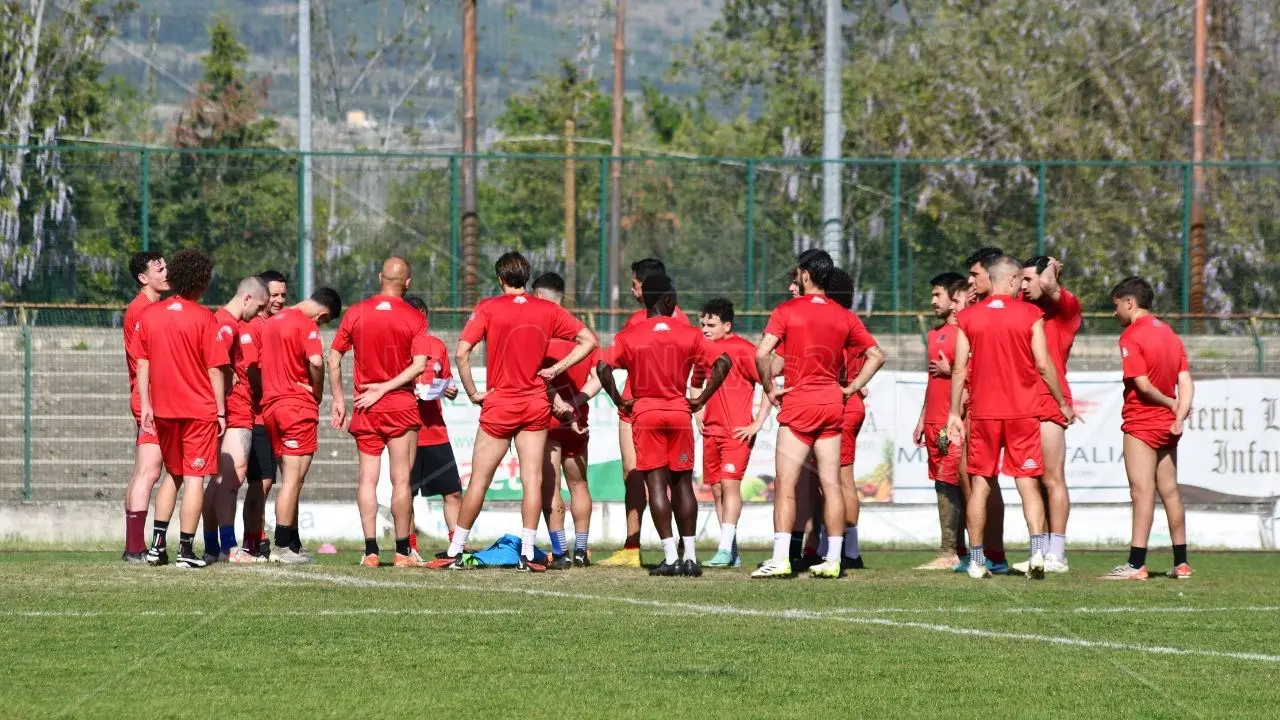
[
  {"xmin": 1181, "ymin": 163, "xmax": 1192, "ymax": 334},
  {"xmin": 140, "ymin": 148, "xmax": 151, "ymax": 251},
  {"xmin": 450, "ymin": 155, "xmax": 461, "ymax": 311},
  {"xmin": 295, "ymin": 155, "xmax": 306, "ymax": 295},
  {"xmin": 1036, "ymin": 163, "xmax": 1047, "ymax": 255},
  {"xmin": 21, "ymin": 311, "xmax": 32, "ymax": 501},
  {"xmin": 745, "ymin": 160, "xmax": 757, "ymax": 319},
  {"xmin": 891, "ymin": 160, "xmax": 902, "ymax": 334},
  {"xmin": 598, "ymin": 156, "xmax": 609, "ymax": 329}
]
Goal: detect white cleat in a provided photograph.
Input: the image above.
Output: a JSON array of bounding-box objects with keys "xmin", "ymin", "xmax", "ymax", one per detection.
[
  {"xmin": 1010, "ymin": 560, "xmax": 1031, "ymax": 576},
  {"xmin": 750, "ymin": 558, "xmax": 793, "ymax": 578},
  {"xmin": 968, "ymin": 560, "xmax": 992, "ymax": 579},
  {"xmin": 1028, "ymin": 551, "xmax": 1046, "ymax": 580},
  {"xmin": 227, "ymin": 547, "xmax": 263, "ymax": 564},
  {"xmin": 269, "ymin": 547, "xmax": 311, "ymax": 565},
  {"xmin": 1044, "ymin": 554, "xmax": 1069, "ymax": 574},
  {"xmin": 808, "ymin": 559, "xmax": 842, "ymax": 579}
]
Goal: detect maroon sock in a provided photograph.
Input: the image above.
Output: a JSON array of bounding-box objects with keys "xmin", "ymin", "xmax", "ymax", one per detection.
[
  {"xmin": 623, "ymin": 537, "xmax": 641, "ymax": 550},
  {"xmin": 987, "ymin": 549, "xmax": 1007, "ymax": 563},
  {"xmin": 125, "ymin": 511, "xmax": 147, "ymax": 553}
]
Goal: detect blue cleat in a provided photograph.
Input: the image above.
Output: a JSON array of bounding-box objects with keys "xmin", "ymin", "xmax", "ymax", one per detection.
[
  {"xmin": 952, "ymin": 556, "xmax": 970, "ymax": 573},
  {"xmin": 987, "ymin": 559, "xmax": 1010, "ymax": 575}
]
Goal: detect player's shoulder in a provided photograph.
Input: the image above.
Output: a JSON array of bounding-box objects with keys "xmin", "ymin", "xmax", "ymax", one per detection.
[{"xmin": 425, "ymin": 334, "xmax": 448, "ymax": 353}]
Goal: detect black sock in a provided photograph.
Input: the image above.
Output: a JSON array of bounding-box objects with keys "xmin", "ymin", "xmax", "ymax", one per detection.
[
  {"xmin": 1128, "ymin": 546, "xmax": 1148, "ymax": 569},
  {"xmin": 395, "ymin": 537, "xmax": 410, "ymax": 555},
  {"xmin": 275, "ymin": 524, "xmax": 294, "ymax": 549},
  {"xmin": 151, "ymin": 520, "xmax": 169, "ymax": 549},
  {"xmin": 789, "ymin": 532, "xmax": 804, "ymax": 559},
  {"xmin": 365, "ymin": 538, "xmax": 379, "ymax": 556},
  {"xmin": 179, "ymin": 531, "xmax": 195, "ymax": 557},
  {"xmin": 1173, "ymin": 544, "xmax": 1188, "ymax": 566}
]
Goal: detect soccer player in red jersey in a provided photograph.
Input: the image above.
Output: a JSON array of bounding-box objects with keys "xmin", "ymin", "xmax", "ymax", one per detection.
[
  {"xmin": 692, "ymin": 298, "xmax": 770, "ymax": 569},
  {"xmin": 444, "ymin": 252, "xmax": 598, "ymax": 572},
  {"xmin": 133, "ymin": 250, "xmax": 229, "ymax": 569},
  {"xmin": 597, "ymin": 258, "xmax": 690, "ymax": 568},
  {"xmin": 328, "ymin": 258, "xmax": 430, "ymax": 568},
  {"xmin": 201, "ymin": 276, "xmax": 268, "ymax": 563},
  {"xmin": 752, "ymin": 250, "xmax": 880, "ymax": 579},
  {"xmin": 402, "ymin": 296, "xmax": 461, "ymax": 561},
  {"xmin": 1100, "ymin": 277, "xmax": 1194, "ymax": 580},
  {"xmin": 1013, "ymin": 256, "xmax": 1082, "ymax": 575},
  {"xmin": 530, "ymin": 273, "xmax": 602, "ymax": 569},
  {"xmin": 259, "ymin": 287, "xmax": 342, "ymax": 563},
  {"xmin": 242, "ymin": 269, "xmax": 289, "ymax": 559},
  {"xmin": 824, "ymin": 268, "xmax": 885, "ymax": 570},
  {"xmin": 947, "ymin": 254, "xmax": 1073, "ymax": 579},
  {"xmin": 121, "ymin": 252, "xmax": 170, "ymax": 563},
  {"xmin": 912, "ymin": 272, "xmax": 970, "ymax": 570},
  {"xmin": 598, "ymin": 275, "xmax": 730, "ymax": 576}
]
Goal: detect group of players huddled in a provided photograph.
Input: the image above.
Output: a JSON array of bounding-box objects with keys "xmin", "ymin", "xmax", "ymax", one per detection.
[{"xmin": 119, "ymin": 244, "xmax": 1193, "ymax": 580}]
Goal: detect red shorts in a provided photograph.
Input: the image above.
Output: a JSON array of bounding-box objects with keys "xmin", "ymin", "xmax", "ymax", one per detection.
[
  {"xmin": 778, "ymin": 402, "xmax": 844, "ymax": 447},
  {"xmin": 479, "ymin": 395, "xmax": 552, "ymax": 439},
  {"xmin": 967, "ymin": 416, "xmax": 1043, "ymax": 478},
  {"xmin": 154, "ymin": 418, "xmax": 219, "ymax": 478},
  {"xmin": 1035, "ymin": 395, "xmax": 1070, "ymax": 426},
  {"xmin": 549, "ymin": 427, "xmax": 589, "ymax": 458},
  {"xmin": 349, "ymin": 407, "xmax": 421, "ymax": 456},
  {"xmin": 226, "ymin": 393, "xmax": 255, "ymax": 431},
  {"xmin": 133, "ymin": 411, "xmax": 158, "ymax": 446},
  {"xmin": 1125, "ymin": 427, "xmax": 1180, "ymax": 451},
  {"xmin": 924, "ymin": 421, "xmax": 961, "ymax": 485},
  {"xmin": 264, "ymin": 402, "xmax": 319, "ymax": 457},
  {"xmin": 840, "ymin": 399, "xmax": 866, "ymax": 468},
  {"xmin": 632, "ymin": 409, "xmax": 695, "ymax": 472},
  {"xmin": 702, "ymin": 434, "xmax": 752, "ymax": 484}
]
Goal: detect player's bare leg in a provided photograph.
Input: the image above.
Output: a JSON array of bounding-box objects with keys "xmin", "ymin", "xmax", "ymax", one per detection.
[
  {"xmin": 807, "ymin": 435, "xmax": 846, "ymax": 578},
  {"xmin": 441, "ymin": 492, "xmax": 461, "ymax": 535},
  {"xmin": 384, "ymin": 431, "xmax": 421, "ymax": 567},
  {"xmin": 1040, "ymin": 421, "xmax": 1070, "ymax": 571},
  {"xmin": 1013, "ymin": 474, "xmax": 1049, "ymax": 579},
  {"xmin": 124, "ymin": 444, "xmax": 165, "ymax": 562},
  {"xmin": 355, "ymin": 451, "xmax": 382, "ymax": 566},
  {"xmin": 644, "ymin": 466, "xmax": 680, "ymax": 576},
  {"xmin": 200, "ymin": 482, "xmax": 219, "ymax": 561},
  {"xmin": 444, "ymin": 428, "xmax": 510, "ymax": 564},
  {"xmin": 670, "ymin": 469, "xmax": 701, "ymax": 576},
  {"xmin": 752, "ymin": 427, "xmax": 808, "ymax": 578},
  {"xmin": 792, "ymin": 460, "xmax": 817, "ymax": 565},
  {"xmin": 1155, "ymin": 446, "xmax": 1191, "ymax": 577},
  {"xmin": 270, "ymin": 454, "xmax": 312, "ymax": 564},
  {"xmin": 600, "ymin": 422, "xmax": 645, "ymax": 567},
  {"xmin": 1101, "ymin": 434, "xmax": 1159, "ymax": 580},
  {"xmin": 564, "ymin": 450, "xmax": 592, "ymax": 565},
  {"xmin": 710, "ymin": 483, "xmax": 724, "ymax": 527},
  {"xmin": 541, "ymin": 444, "xmax": 571, "ymax": 568},
  {"xmin": 837, "ymin": 463, "xmax": 865, "ymax": 569},
  {"xmin": 965, "ymin": 473, "xmax": 997, "ymax": 579},
  {"xmin": 210, "ymin": 428, "xmax": 252, "ymax": 563},
  {"xmin": 145, "ymin": 472, "xmax": 182, "ymax": 566}
]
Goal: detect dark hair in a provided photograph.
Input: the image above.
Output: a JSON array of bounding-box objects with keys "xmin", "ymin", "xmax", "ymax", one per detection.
[
  {"xmin": 825, "ymin": 268, "xmax": 855, "ymax": 310},
  {"xmin": 495, "ymin": 252, "xmax": 531, "ymax": 289},
  {"xmin": 631, "ymin": 258, "xmax": 667, "ymax": 284},
  {"xmin": 795, "ymin": 248, "xmax": 835, "ymax": 289},
  {"xmin": 129, "ymin": 251, "xmax": 165, "ymax": 287},
  {"xmin": 312, "ymin": 287, "xmax": 343, "ymax": 320},
  {"xmin": 700, "ymin": 297, "xmax": 735, "ymax": 324},
  {"xmin": 167, "ymin": 249, "xmax": 213, "ymax": 300},
  {"xmin": 531, "ymin": 271, "xmax": 566, "ymax": 295},
  {"xmin": 1023, "ymin": 255, "xmax": 1053, "ymax": 274},
  {"xmin": 965, "ymin": 247, "xmax": 1004, "ymax": 268},
  {"xmin": 641, "ymin": 274, "xmax": 676, "ymax": 310},
  {"xmin": 405, "ymin": 294, "xmax": 428, "ymax": 314},
  {"xmin": 259, "ymin": 269, "xmax": 288, "ymax": 285},
  {"xmin": 1110, "ymin": 276, "xmax": 1154, "ymax": 309},
  {"xmin": 929, "ymin": 272, "xmax": 968, "ymax": 297}
]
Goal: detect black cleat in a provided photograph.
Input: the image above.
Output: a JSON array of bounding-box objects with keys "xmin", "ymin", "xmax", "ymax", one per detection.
[
  {"xmin": 841, "ymin": 555, "xmax": 867, "ymax": 571},
  {"xmin": 572, "ymin": 549, "xmax": 591, "ymax": 567},
  {"xmin": 145, "ymin": 547, "xmax": 169, "ymax": 567},
  {"xmin": 256, "ymin": 539, "xmax": 271, "ymax": 560},
  {"xmin": 516, "ymin": 555, "xmax": 546, "ymax": 573},
  {"xmin": 548, "ymin": 553, "xmax": 572, "ymax": 570},
  {"xmin": 792, "ymin": 553, "xmax": 821, "ymax": 572},
  {"xmin": 434, "ymin": 550, "xmax": 452, "ymax": 560},
  {"xmin": 682, "ymin": 559, "xmax": 703, "ymax": 578},
  {"xmin": 121, "ymin": 551, "xmax": 147, "ymax": 564},
  {"xmin": 174, "ymin": 552, "xmax": 209, "ymax": 569},
  {"xmin": 648, "ymin": 560, "xmax": 684, "ymax": 577}
]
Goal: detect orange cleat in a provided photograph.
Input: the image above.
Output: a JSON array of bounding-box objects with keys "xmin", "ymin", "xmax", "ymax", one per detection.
[
  {"xmin": 394, "ymin": 552, "xmax": 426, "ymax": 568},
  {"xmin": 360, "ymin": 553, "xmax": 380, "ymax": 569},
  {"xmin": 1098, "ymin": 563, "xmax": 1148, "ymax": 580},
  {"xmin": 1166, "ymin": 562, "xmax": 1193, "ymax": 579}
]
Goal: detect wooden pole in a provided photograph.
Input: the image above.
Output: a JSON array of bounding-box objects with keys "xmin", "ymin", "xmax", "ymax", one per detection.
[
  {"xmin": 607, "ymin": 0, "xmax": 625, "ymax": 330},
  {"xmin": 461, "ymin": 0, "xmax": 479, "ymax": 305},
  {"xmin": 1189, "ymin": 0, "xmax": 1207, "ymax": 328},
  {"xmin": 564, "ymin": 118, "xmax": 577, "ymax": 308}
]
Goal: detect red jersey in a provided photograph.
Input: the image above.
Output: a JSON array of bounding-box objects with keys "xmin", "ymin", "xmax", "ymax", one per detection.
[
  {"xmin": 460, "ymin": 292, "xmax": 585, "ymax": 399},
  {"xmin": 1118, "ymin": 315, "xmax": 1188, "ymax": 433},
  {"xmin": 956, "ymin": 295, "xmax": 1044, "ymax": 419},
  {"xmin": 604, "ymin": 316, "xmax": 722, "ymax": 416},
  {"xmin": 924, "ymin": 324, "xmax": 959, "ymax": 424},
  {"xmin": 1037, "ymin": 289, "xmax": 1082, "ymax": 405},
  {"xmin": 693, "ymin": 334, "xmax": 760, "ymax": 436},
  {"xmin": 331, "ymin": 295, "xmax": 430, "ymax": 414},
  {"xmin": 229, "ymin": 318, "xmax": 261, "ymax": 415},
  {"xmin": 132, "ymin": 297, "xmax": 229, "ymax": 420},
  {"xmin": 416, "ymin": 334, "xmax": 453, "ymax": 447},
  {"xmin": 123, "ymin": 291, "xmax": 155, "ymax": 416},
  {"xmin": 544, "ymin": 339, "xmax": 602, "ymax": 429},
  {"xmin": 621, "ymin": 306, "xmax": 689, "ymax": 408},
  {"xmin": 259, "ymin": 307, "xmax": 324, "ymax": 411},
  {"xmin": 213, "ymin": 308, "xmax": 239, "ymax": 397},
  {"xmin": 248, "ymin": 315, "xmax": 268, "ymax": 424},
  {"xmin": 763, "ymin": 295, "xmax": 877, "ymax": 406}
]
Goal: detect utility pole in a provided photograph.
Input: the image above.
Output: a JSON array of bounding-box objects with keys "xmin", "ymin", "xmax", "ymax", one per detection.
[
  {"xmin": 820, "ymin": 0, "xmax": 843, "ymax": 262},
  {"xmin": 608, "ymin": 0, "xmax": 625, "ymax": 330},
  {"xmin": 1189, "ymin": 0, "xmax": 1207, "ymax": 326},
  {"xmin": 461, "ymin": 0, "xmax": 479, "ymax": 306},
  {"xmin": 299, "ymin": 0, "xmax": 315, "ymax": 298},
  {"xmin": 564, "ymin": 118, "xmax": 577, "ymax": 309}
]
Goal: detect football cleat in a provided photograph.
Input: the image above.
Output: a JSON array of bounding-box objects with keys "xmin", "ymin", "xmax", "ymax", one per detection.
[
  {"xmin": 516, "ymin": 555, "xmax": 546, "ymax": 573},
  {"xmin": 227, "ymin": 547, "xmax": 263, "ymax": 564},
  {"xmin": 572, "ymin": 549, "xmax": 591, "ymax": 567},
  {"xmin": 916, "ymin": 554, "xmax": 959, "ymax": 570},
  {"xmin": 145, "ymin": 547, "xmax": 168, "ymax": 567},
  {"xmin": 393, "ymin": 552, "xmax": 427, "ymax": 568},
  {"xmin": 750, "ymin": 558, "xmax": 793, "ymax": 579},
  {"xmin": 597, "ymin": 547, "xmax": 641, "ymax": 568},
  {"xmin": 968, "ymin": 561, "xmax": 993, "ymax": 579},
  {"xmin": 548, "ymin": 554, "xmax": 572, "ymax": 570},
  {"xmin": 269, "ymin": 547, "xmax": 311, "ymax": 565},
  {"xmin": 841, "ymin": 555, "xmax": 866, "ymax": 571},
  {"xmin": 705, "ymin": 549, "xmax": 735, "ymax": 568},
  {"xmin": 1027, "ymin": 551, "xmax": 1046, "ymax": 580},
  {"xmin": 1044, "ymin": 554, "xmax": 1070, "ymax": 574},
  {"xmin": 201, "ymin": 553, "xmax": 220, "ymax": 566},
  {"xmin": 174, "ymin": 553, "xmax": 208, "ymax": 569},
  {"xmin": 121, "ymin": 551, "xmax": 147, "ymax": 564},
  {"xmin": 682, "ymin": 559, "xmax": 703, "ymax": 578},
  {"xmin": 809, "ymin": 559, "xmax": 842, "ymax": 579},
  {"xmin": 1166, "ymin": 562, "xmax": 1193, "ymax": 579},
  {"xmin": 1098, "ymin": 564, "xmax": 1148, "ymax": 581},
  {"xmin": 648, "ymin": 560, "xmax": 684, "ymax": 577}
]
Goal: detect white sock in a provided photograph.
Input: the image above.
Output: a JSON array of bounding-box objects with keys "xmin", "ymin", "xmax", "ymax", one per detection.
[
  {"xmin": 448, "ymin": 526, "xmax": 470, "ymax": 556},
  {"xmin": 718, "ymin": 524, "xmax": 736, "ymax": 552},
  {"xmin": 825, "ymin": 537, "xmax": 844, "ymax": 563},
  {"xmin": 661, "ymin": 536, "xmax": 679, "ymax": 564},
  {"xmin": 682, "ymin": 536, "xmax": 697, "ymax": 563},
  {"xmin": 844, "ymin": 526, "xmax": 860, "ymax": 559},
  {"xmin": 772, "ymin": 532, "xmax": 790, "ymax": 563},
  {"xmin": 521, "ymin": 527, "xmax": 536, "ymax": 560}
]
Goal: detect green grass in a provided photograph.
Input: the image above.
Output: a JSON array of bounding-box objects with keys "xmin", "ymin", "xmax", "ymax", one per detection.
[{"xmin": 2, "ymin": 550, "xmax": 1278, "ymax": 718}]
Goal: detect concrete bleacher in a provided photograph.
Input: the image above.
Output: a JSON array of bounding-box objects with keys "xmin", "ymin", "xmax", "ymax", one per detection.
[{"xmin": 1, "ymin": 325, "xmax": 1275, "ymax": 502}]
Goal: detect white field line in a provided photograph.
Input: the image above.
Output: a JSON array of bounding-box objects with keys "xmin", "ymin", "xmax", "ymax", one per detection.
[
  {"xmin": 254, "ymin": 568, "xmax": 1280, "ymax": 665},
  {"xmin": 0, "ymin": 608, "xmax": 521, "ymax": 619},
  {"xmin": 826, "ymin": 605, "xmax": 1280, "ymax": 616}
]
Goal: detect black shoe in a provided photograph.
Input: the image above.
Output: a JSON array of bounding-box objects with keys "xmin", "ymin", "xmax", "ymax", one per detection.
[
  {"xmin": 448, "ymin": 553, "xmax": 467, "ymax": 570},
  {"xmin": 648, "ymin": 560, "xmax": 683, "ymax": 577},
  {"xmin": 548, "ymin": 553, "xmax": 572, "ymax": 570},
  {"xmin": 841, "ymin": 555, "xmax": 866, "ymax": 571},
  {"xmin": 434, "ymin": 550, "xmax": 452, "ymax": 560},
  {"xmin": 682, "ymin": 559, "xmax": 703, "ymax": 578},
  {"xmin": 122, "ymin": 551, "xmax": 147, "ymax": 564},
  {"xmin": 145, "ymin": 547, "xmax": 168, "ymax": 567},
  {"xmin": 517, "ymin": 555, "xmax": 546, "ymax": 573},
  {"xmin": 572, "ymin": 549, "xmax": 591, "ymax": 567},
  {"xmin": 256, "ymin": 539, "xmax": 271, "ymax": 560},
  {"xmin": 792, "ymin": 553, "xmax": 821, "ymax": 572},
  {"xmin": 174, "ymin": 552, "xmax": 208, "ymax": 569}
]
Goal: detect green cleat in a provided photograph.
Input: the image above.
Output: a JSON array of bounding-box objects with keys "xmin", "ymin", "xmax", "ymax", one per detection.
[
  {"xmin": 750, "ymin": 558, "xmax": 793, "ymax": 578},
  {"xmin": 705, "ymin": 549, "xmax": 735, "ymax": 568},
  {"xmin": 808, "ymin": 559, "xmax": 843, "ymax": 579}
]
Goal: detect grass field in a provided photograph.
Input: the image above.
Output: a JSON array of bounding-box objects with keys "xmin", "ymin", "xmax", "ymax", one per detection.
[{"xmin": 2, "ymin": 549, "xmax": 1278, "ymax": 718}]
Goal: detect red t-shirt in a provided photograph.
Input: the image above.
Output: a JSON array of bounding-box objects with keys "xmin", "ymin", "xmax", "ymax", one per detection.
[
  {"xmin": 620, "ymin": 306, "xmax": 689, "ymax": 411},
  {"xmin": 123, "ymin": 291, "xmax": 155, "ymax": 417},
  {"xmin": 544, "ymin": 339, "xmax": 602, "ymax": 430},
  {"xmin": 692, "ymin": 334, "xmax": 760, "ymax": 436},
  {"xmin": 414, "ymin": 335, "xmax": 452, "ymax": 447},
  {"xmin": 259, "ymin": 307, "xmax": 324, "ymax": 412},
  {"xmin": 460, "ymin": 292, "xmax": 586, "ymax": 399},
  {"xmin": 1037, "ymin": 289, "xmax": 1082, "ymax": 405},
  {"xmin": 248, "ymin": 315, "xmax": 268, "ymax": 424},
  {"xmin": 133, "ymin": 297, "xmax": 229, "ymax": 420},
  {"xmin": 763, "ymin": 295, "xmax": 876, "ymax": 407},
  {"xmin": 956, "ymin": 295, "xmax": 1044, "ymax": 419},
  {"xmin": 331, "ymin": 295, "xmax": 430, "ymax": 414},
  {"xmin": 213, "ymin": 308, "xmax": 240, "ymax": 398},
  {"xmin": 924, "ymin": 324, "xmax": 959, "ymax": 424},
  {"xmin": 230, "ymin": 318, "xmax": 261, "ymax": 417},
  {"xmin": 604, "ymin": 316, "xmax": 722, "ymax": 416},
  {"xmin": 1119, "ymin": 315, "xmax": 1189, "ymax": 433}
]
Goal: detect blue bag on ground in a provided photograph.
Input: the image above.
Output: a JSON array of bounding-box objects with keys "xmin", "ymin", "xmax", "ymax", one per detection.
[{"xmin": 468, "ymin": 534, "xmax": 549, "ymax": 568}]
